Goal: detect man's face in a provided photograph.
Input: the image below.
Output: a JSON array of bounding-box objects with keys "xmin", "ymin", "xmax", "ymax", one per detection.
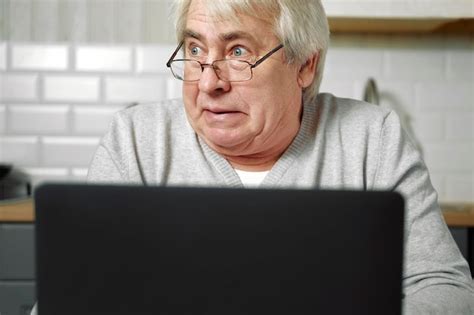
[{"xmin": 182, "ymin": 1, "xmax": 309, "ymax": 169}]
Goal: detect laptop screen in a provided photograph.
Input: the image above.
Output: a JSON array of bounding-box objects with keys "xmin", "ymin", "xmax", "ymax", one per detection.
[{"xmin": 35, "ymin": 183, "xmax": 404, "ymax": 315}]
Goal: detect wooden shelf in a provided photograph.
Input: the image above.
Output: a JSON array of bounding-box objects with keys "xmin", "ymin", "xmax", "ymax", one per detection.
[
  {"xmin": 323, "ymin": 0, "xmax": 474, "ymax": 34},
  {"xmin": 328, "ymin": 17, "xmax": 474, "ymax": 34}
]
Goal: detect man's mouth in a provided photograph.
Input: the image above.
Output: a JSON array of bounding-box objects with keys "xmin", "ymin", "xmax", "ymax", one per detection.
[
  {"xmin": 203, "ymin": 108, "xmax": 246, "ymax": 123},
  {"xmin": 206, "ymin": 109, "xmax": 240, "ymax": 114}
]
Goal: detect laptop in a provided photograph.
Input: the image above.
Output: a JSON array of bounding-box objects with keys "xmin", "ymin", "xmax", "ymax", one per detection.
[{"xmin": 34, "ymin": 183, "xmax": 404, "ymax": 315}]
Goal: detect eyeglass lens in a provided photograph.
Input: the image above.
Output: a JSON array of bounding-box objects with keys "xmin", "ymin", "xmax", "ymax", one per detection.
[{"xmin": 171, "ymin": 59, "xmax": 252, "ymax": 82}]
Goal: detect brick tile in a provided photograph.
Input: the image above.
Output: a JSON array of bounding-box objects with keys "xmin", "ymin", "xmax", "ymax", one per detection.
[
  {"xmin": 75, "ymin": 46, "xmax": 132, "ymax": 72},
  {"xmin": 0, "ymin": 42, "xmax": 6, "ymax": 70},
  {"xmin": 411, "ymin": 113, "xmax": 445, "ymax": 141},
  {"xmin": 136, "ymin": 45, "xmax": 176, "ymax": 73},
  {"xmin": 385, "ymin": 49, "xmax": 445, "ymax": 80},
  {"xmin": 72, "ymin": 105, "xmax": 122, "ymax": 135},
  {"xmin": 105, "ymin": 76, "xmax": 166, "ymax": 103},
  {"xmin": 22, "ymin": 167, "xmax": 70, "ymax": 188},
  {"xmin": 376, "ymin": 80, "xmax": 416, "ymax": 114},
  {"xmin": 423, "ymin": 142, "xmax": 473, "ymax": 172},
  {"xmin": 43, "ymin": 75, "xmax": 100, "ymax": 102},
  {"xmin": 446, "ymin": 113, "xmax": 474, "ymax": 140},
  {"xmin": 319, "ymin": 79, "xmax": 355, "ymax": 99},
  {"xmin": 41, "ymin": 136, "xmax": 100, "ymax": 167},
  {"xmin": 0, "ymin": 105, "xmax": 5, "ymax": 133},
  {"xmin": 0, "ymin": 136, "xmax": 39, "ymax": 166},
  {"xmin": 416, "ymin": 82, "xmax": 473, "ymax": 111},
  {"xmin": 447, "ymin": 50, "xmax": 474, "ymax": 81},
  {"xmin": 166, "ymin": 78, "xmax": 182, "ymax": 99},
  {"xmin": 8, "ymin": 104, "xmax": 70, "ymax": 134},
  {"xmin": 445, "ymin": 174, "xmax": 474, "ymax": 202},
  {"xmin": 0, "ymin": 74, "xmax": 38, "ymax": 101},
  {"xmin": 71, "ymin": 168, "xmax": 89, "ymax": 182},
  {"xmin": 11, "ymin": 44, "xmax": 68, "ymax": 70},
  {"xmin": 325, "ymin": 48, "xmax": 383, "ymax": 79}
]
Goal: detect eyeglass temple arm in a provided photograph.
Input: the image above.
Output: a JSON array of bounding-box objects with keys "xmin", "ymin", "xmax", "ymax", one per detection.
[
  {"xmin": 251, "ymin": 44, "xmax": 284, "ymax": 69},
  {"xmin": 166, "ymin": 42, "xmax": 184, "ymax": 67}
]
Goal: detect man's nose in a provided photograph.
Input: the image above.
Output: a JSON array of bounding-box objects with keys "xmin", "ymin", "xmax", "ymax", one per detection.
[{"xmin": 198, "ymin": 64, "xmax": 231, "ymax": 94}]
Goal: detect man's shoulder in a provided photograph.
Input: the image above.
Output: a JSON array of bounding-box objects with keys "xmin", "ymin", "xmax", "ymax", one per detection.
[
  {"xmin": 116, "ymin": 99, "xmax": 185, "ymax": 123},
  {"xmin": 315, "ymin": 93, "xmax": 393, "ymax": 129}
]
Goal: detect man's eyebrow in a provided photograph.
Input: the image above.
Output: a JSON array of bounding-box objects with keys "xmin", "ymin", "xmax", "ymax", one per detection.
[
  {"xmin": 183, "ymin": 29, "xmax": 202, "ymax": 40},
  {"xmin": 182, "ymin": 29, "xmax": 257, "ymax": 44},
  {"xmin": 219, "ymin": 31, "xmax": 256, "ymax": 43}
]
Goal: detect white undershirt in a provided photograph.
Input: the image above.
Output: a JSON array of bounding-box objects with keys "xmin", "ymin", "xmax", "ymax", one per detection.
[{"xmin": 234, "ymin": 169, "xmax": 270, "ymax": 188}]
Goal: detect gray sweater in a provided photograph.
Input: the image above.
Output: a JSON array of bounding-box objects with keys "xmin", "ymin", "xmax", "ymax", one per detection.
[{"xmin": 88, "ymin": 93, "xmax": 474, "ymax": 314}]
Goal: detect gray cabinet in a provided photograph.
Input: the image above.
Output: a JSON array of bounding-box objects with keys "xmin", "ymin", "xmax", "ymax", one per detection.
[{"xmin": 0, "ymin": 224, "xmax": 36, "ymax": 315}]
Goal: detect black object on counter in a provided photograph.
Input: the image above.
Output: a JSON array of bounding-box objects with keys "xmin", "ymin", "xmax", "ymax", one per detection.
[{"xmin": 0, "ymin": 164, "xmax": 31, "ymax": 200}]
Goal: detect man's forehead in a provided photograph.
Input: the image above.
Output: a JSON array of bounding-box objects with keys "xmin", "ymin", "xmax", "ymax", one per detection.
[{"xmin": 184, "ymin": 2, "xmax": 275, "ymax": 45}]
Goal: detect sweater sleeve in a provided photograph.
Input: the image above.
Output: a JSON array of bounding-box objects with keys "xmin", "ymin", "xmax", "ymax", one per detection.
[
  {"xmin": 86, "ymin": 109, "xmax": 139, "ymax": 184},
  {"xmin": 87, "ymin": 144, "xmax": 125, "ymax": 183},
  {"xmin": 373, "ymin": 111, "xmax": 474, "ymax": 314}
]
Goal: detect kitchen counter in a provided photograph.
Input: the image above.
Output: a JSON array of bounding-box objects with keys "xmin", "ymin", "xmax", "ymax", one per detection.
[
  {"xmin": 440, "ymin": 203, "xmax": 474, "ymax": 227},
  {"xmin": 0, "ymin": 198, "xmax": 473, "ymax": 227},
  {"xmin": 0, "ymin": 198, "xmax": 35, "ymax": 222}
]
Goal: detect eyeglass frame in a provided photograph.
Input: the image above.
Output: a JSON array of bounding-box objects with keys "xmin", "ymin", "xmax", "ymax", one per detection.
[{"xmin": 165, "ymin": 41, "xmax": 285, "ymax": 82}]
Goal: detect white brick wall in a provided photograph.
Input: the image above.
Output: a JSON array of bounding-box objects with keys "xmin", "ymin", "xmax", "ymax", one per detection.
[
  {"xmin": 105, "ymin": 76, "xmax": 166, "ymax": 103},
  {"xmin": 43, "ymin": 75, "xmax": 101, "ymax": 102},
  {"xmin": 73, "ymin": 105, "xmax": 124, "ymax": 135},
  {"xmin": 11, "ymin": 44, "xmax": 68, "ymax": 70},
  {"xmin": 416, "ymin": 82, "xmax": 473, "ymax": 111},
  {"xmin": 0, "ymin": 37, "xmax": 472, "ymax": 202},
  {"xmin": 41, "ymin": 137, "xmax": 100, "ymax": 167},
  {"xmin": 446, "ymin": 113, "xmax": 474, "ymax": 140},
  {"xmin": 76, "ymin": 46, "xmax": 132, "ymax": 72},
  {"xmin": 136, "ymin": 45, "xmax": 176, "ymax": 73},
  {"xmin": 0, "ymin": 74, "xmax": 38, "ymax": 101},
  {"xmin": 324, "ymin": 48, "xmax": 384, "ymax": 80},
  {"xmin": 8, "ymin": 104, "xmax": 70, "ymax": 134},
  {"xmin": 23, "ymin": 167, "xmax": 70, "ymax": 187},
  {"xmin": 446, "ymin": 175, "xmax": 474, "ymax": 202},
  {"xmin": 0, "ymin": 136, "xmax": 39, "ymax": 166}
]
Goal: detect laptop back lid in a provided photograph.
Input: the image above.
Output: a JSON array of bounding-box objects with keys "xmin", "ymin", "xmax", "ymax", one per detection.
[{"xmin": 35, "ymin": 183, "xmax": 404, "ymax": 315}]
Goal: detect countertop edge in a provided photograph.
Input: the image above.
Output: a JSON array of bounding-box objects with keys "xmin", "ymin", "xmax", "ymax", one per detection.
[{"xmin": 0, "ymin": 199, "xmax": 473, "ymax": 226}]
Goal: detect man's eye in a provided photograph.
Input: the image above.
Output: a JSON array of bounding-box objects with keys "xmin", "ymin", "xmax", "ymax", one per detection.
[
  {"xmin": 232, "ymin": 47, "xmax": 248, "ymax": 57},
  {"xmin": 190, "ymin": 46, "xmax": 201, "ymax": 56}
]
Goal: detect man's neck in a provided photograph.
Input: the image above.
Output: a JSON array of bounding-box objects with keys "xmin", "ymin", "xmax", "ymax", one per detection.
[{"xmin": 222, "ymin": 129, "xmax": 300, "ymax": 171}]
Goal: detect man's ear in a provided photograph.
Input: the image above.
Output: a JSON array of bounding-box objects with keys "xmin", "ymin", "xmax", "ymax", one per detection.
[{"xmin": 297, "ymin": 52, "xmax": 319, "ymax": 88}]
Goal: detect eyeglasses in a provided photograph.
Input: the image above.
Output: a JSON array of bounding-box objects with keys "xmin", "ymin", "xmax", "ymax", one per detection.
[{"xmin": 166, "ymin": 42, "xmax": 284, "ymax": 82}]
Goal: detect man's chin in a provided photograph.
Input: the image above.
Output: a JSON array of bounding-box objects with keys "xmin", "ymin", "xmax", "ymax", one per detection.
[{"xmin": 200, "ymin": 130, "xmax": 251, "ymax": 154}]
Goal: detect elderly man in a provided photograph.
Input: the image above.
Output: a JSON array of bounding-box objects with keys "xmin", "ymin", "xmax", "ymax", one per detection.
[{"xmin": 75, "ymin": 0, "xmax": 474, "ymax": 314}]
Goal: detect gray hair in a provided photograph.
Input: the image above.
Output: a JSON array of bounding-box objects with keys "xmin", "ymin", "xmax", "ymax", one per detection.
[{"xmin": 173, "ymin": 0, "xmax": 330, "ymax": 104}]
